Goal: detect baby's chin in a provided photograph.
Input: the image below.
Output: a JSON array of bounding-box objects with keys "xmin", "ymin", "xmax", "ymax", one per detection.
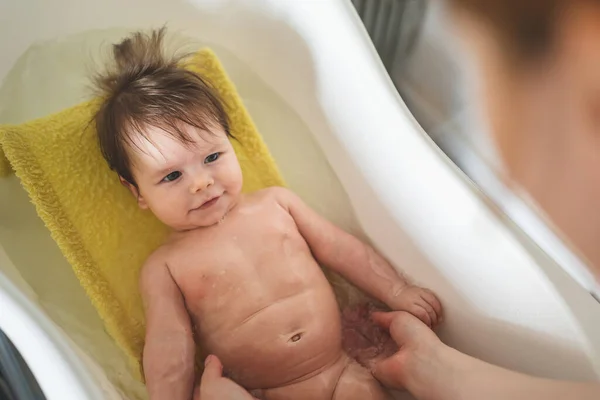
[
  {"xmin": 163, "ymin": 195, "xmax": 239, "ymax": 230},
  {"xmin": 196, "ymin": 213, "xmax": 227, "ymax": 227},
  {"xmin": 172, "ymin": 211, "xmax": 228, "ymax": 231}
]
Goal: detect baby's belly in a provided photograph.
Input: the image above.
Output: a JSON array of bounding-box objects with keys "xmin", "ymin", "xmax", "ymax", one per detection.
[{"xmin": 201, "ymin": 287, "xmax": 343, "ymax": 389}]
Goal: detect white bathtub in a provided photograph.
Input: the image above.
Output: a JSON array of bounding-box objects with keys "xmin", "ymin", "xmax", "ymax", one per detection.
[{"xmin": 0, "ymin": 1, "xmax": 599, "ymax": 399}]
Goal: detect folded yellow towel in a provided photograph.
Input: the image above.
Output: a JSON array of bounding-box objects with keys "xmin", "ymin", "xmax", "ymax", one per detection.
[
  {"xmin": 0, "ymin": 48, "xmax": 285, "ymax": 378},
  {"xmin": 0, "ymin": 141, "xmax": 9, "ymax": 176}
]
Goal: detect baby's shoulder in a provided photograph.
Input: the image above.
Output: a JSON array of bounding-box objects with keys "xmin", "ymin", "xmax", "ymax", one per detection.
[
  {"xmin": 137, "ymin": 244, "xmax": 175, "ymax": 292},
  {"xmin": 146, "ymin": 234, "xmax": 202, "ymax": 263},
  {"xmin": 140, "ymin": 244, "xmax": 170, "ymax": 272},
  {"xmin": 247, "ymin": 186, "xmax": 293, "ymax": 206}
]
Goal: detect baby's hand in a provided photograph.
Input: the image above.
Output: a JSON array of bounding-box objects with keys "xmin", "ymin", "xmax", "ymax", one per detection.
[{"xmin": 389, "ymin": 285, "xmax": 442, "ymax": 328}]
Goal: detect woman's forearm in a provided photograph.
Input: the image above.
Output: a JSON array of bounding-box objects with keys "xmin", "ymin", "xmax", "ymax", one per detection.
[{"xmin": 408, "ymin": 343, "xmax": 600, "ymax": 400}]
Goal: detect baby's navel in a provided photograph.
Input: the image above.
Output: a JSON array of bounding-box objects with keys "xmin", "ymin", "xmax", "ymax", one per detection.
[{"xmin": 289, "ymin": 333, "xmax": 303, "ymax": 343}]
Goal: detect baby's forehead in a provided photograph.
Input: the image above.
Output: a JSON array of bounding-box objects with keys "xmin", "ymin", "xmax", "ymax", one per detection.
[{"xmin": 128, "ymin": 124, "xmax": 225, "ymax": 164}]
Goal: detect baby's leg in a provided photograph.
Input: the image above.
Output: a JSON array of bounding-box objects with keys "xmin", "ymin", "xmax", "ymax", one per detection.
[
  {"xmin": 332, "ymin": 359, "xmax": 392, "ymax": 400},
  {"xmin": 261, "ymin": 353, "xmax": 391, "ymax": 400},
  {"xmin": 260, "ymin": 354, "xmax": 347, "ymax": 400}
]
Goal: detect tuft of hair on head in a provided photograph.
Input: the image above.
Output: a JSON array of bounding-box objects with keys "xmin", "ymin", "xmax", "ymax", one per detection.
[{"xmin": 92, "ymin": 26, "xmax": 231, "ymax": 186}]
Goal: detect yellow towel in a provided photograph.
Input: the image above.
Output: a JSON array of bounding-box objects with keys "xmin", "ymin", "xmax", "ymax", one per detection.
[{"xmin": 0, "ymin": 48, "xmax": 285, "ymax": 379}]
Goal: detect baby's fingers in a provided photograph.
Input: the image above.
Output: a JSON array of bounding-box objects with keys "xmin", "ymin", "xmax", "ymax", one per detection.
[
  {"xmin": 421, "ymin": 289, "xmax": 443, "ymax": 325},
  {"xmin": 411, "ymin": 303, "xmax": 432, "ymax": 328},
  {"xmin": 418, "ymin": 295, "xmax": 438, "ymax": 328}
]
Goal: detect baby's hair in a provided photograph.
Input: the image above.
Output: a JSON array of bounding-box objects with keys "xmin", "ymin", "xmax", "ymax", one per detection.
[{"xmin": 93, "ymin": 27, "xmax": 230, "ymax": 186}]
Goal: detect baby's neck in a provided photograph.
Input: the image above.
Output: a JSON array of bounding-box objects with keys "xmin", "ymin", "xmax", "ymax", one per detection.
[{"xmin": 171, "ymin": 194, "xmax": 243, "ymax": 236}]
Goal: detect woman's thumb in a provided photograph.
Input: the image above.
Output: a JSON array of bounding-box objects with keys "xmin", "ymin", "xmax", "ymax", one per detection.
[
  {"xmin": 201, "ymin": 355, "xmax": 223, "ymax": 382},
  {"xmin": 371, "ymin": 355, "xmax": 405, "ymax": 390},
  {"xmin": 371, "ymin": 311, "xmax": 397, "ymax": 330}
]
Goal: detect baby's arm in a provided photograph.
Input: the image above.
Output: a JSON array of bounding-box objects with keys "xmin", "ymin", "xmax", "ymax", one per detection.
[
  {"xmin": 140, "ymin": 254, "xmax": 196, "ymax": 400},
  {"xmin": 274, "ymin": 187, "xmax": 442, "ymax": 327}
]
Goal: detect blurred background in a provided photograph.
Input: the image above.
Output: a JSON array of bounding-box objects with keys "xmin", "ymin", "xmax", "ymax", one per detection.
[{"xmin": 351, "ymin": 0, "xmax": 598, "ymax": 297}]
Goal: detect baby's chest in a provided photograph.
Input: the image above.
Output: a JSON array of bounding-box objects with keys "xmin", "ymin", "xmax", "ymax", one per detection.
[
  {"xmin": 221, "ymin": 210, "xmax": 309, "ymax": 255},
  {"xmin": 173, "ymin": 220, "xmax": 309, "ymax": 289},
  {"xmin": 211, "ymin": 224, "xmax": 308, "ymax": 273}
]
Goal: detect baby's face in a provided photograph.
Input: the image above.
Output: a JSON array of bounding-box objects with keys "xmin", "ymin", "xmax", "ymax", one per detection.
[{"xmin": 127, "ymin": 123, "xmax": 243, "ymax": 230}]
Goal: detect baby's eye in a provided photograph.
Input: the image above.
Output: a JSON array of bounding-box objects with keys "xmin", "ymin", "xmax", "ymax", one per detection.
[
  {"xmin": 162, "ymin": 171, "xmax": 182, "ymax": 182},
  {"xmin": 204, "ymin": 152, "xmax": 221, "ymax": 164}
]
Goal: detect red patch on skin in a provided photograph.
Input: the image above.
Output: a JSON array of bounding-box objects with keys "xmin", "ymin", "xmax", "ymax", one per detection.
[{"xmin": 341, "ymin": 303, "xmax": 398, "ymax": 370}]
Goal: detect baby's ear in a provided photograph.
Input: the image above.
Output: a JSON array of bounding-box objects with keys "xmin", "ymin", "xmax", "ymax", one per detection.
[{"xmin": 118, "ymin": 175, "xmax": 148, "ymax": 209}]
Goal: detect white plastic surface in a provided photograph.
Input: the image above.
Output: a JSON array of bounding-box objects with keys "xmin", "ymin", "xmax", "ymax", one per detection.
[
  {"xmin": 0, "ymin": 246, "xmax": 105, "ymax": 400},
  {"xmin": 0, "ymin": 1, "xmax": 599, "ymax": 399}
]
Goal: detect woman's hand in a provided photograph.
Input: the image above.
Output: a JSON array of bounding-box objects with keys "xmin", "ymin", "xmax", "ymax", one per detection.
[
  {"xmin": 369, "ymin": 311, "xmax": 600, "ymax": 400},
  {"xmin": 370, "ymin": 311, "xmax": 444, "ymax": 393},
  {"xmin": 195, "ymin": 355, "xmax": 260, "ymax": 400}
]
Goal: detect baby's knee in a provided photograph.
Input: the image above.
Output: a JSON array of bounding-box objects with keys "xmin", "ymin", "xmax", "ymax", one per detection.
[{"xmin": 333, "ymin": 361, "xmax": 392, "ymax": 400}]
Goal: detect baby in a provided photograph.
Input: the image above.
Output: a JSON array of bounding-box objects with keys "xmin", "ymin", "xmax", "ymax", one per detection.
[{"xmin": 94, "ymin": 28, "xmax": 442, "ymax": 400}]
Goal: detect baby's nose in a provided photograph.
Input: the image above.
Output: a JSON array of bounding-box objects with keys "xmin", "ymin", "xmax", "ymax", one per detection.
[{"xmin": 190, "ymin": 174, "xmax": 213, "ymax": 193}]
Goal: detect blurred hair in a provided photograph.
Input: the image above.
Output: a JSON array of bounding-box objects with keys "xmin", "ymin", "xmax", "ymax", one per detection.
[{"xmin": 448, "ymin": 0, "xmax": 568, "ymax": 62}]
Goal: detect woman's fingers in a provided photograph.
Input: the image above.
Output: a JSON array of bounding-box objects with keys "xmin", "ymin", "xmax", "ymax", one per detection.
[
  {"xmin": 372, "ymin": 353, "xmax": 407, "ymax": 389},
  {"xmin": 201, "ymin": 355, "xmax": 223, "ymax": 383},
  {"xmin": 371, "ymin": 310, "xmax": 399, "ymax": 329}
]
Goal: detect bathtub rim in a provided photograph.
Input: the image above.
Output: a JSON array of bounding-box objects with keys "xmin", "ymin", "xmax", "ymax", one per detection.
[{"xmin": 0, "ymin": 250, "xmax": 103, "ymax": 400}]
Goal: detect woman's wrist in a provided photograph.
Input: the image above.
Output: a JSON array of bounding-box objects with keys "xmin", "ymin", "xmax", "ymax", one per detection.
[{"xmin": 402, "ymin": 339, "xmax": 458, "ymax": 400}]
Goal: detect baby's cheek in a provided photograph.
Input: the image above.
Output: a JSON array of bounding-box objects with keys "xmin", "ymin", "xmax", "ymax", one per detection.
[
  {"xmin": 219, "ymin": 158, "xmax": 243, "ymax": 189},
  {"xmin": 154, "ymin": 194, "xmax": 187, "ymax": 221}
]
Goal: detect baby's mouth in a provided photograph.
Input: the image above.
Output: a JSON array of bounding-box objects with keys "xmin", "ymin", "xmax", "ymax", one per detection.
[{"xmin": 192, "ymin": 195, "xmax": 221, "ymax": 212}]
